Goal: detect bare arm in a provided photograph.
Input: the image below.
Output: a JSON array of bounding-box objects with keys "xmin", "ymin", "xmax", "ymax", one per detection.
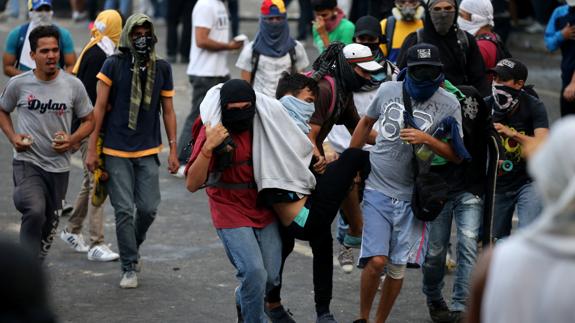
[
  {"xmin": 350, "ymin": 116, "xmax": 377, "ymax": 148},
  {"xmin": 161, "ymin": 96, "xmax": 179, "ymax": 173},
  {"xmin": 240, "ymin": 70, "xmax": 251, "ymax": 83},
  {"xmin": 307, "ymin": 123, "xmax": 326, "ymax": 173},
  {"xmin": 494, "ymin": 124, "xmax": 549, "ymax": 146},
  {"xmin": 195, "ymin": 27, "xmax": 243, "ymax": 51},
  {"xmin": 85, "ymin": 81, "xmax": 110, "ymax": 172},
  {"xmin": 467, "ymin": 247, "xmax": 493, "ymax": 323},
  {"xmin": 3, "ymin": 53, "xmax": 22, "ymax": 77},
  {"xmin": 63, "ymin": 53, "xmax": 77, "ymax": 74},
  {"xmin": 186, "ymin": 123, "xmax": 229, "ymax": 192}
]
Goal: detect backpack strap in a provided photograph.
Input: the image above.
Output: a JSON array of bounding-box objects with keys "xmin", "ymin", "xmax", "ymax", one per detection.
[
  {"xmin": 416, "ymin": 28, "xmax": 423, "ymax": 44},
  {"xmin": 385, "ymin": 16, "xmax": 396, "ymax": 57},
  {"xmin": 456, "ymin": 28, "xmax": 469, "ymax": 67},
  {"xmin": 324, "ymin": 75, "xmax": 336, "ymax": 115},
  {"xmin": 250, "ymin": 49, "xmax": 261, "ymax": 86},
  {"xmin": 15, "ymin": 23, "xmax": 30, "ymax": 69},
  {"xmin": 288, "ymin": 47, "xmax": 297, "ymax": 74}
]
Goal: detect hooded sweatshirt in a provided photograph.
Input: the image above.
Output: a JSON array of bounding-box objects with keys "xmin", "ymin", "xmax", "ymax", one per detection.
[{"xmin": 395, "ymin": 1, "xmax": 491, "ymax": 97}]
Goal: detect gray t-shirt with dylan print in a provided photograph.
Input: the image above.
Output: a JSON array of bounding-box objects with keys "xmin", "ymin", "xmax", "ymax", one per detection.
[{"xmin": 0, "ymin": 71, "xmax": 93, "ymax": 173}]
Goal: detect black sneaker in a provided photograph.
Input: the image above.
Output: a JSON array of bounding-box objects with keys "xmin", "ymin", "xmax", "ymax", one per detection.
[
  {"xmin": 236, "ymin": 303, "xmax": 243, "ymax": 323},
  {"xmin": 428, "ymin": 299, "xmax": 454, "ymax": 323},
  {"xmin": 265, "ymin": 305, "xmax": 296, "ymax": 323},
  {"xmin": 352, "ymin": 320, "xmax": 367, "ymax": 323}
]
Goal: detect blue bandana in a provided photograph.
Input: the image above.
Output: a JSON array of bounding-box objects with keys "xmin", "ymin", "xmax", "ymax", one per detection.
[
  {"xmin": 279, "ymin": 95, "xmax": 315, "ymax": 134},
  {"xmin": 399, "ymin": 68, "xmax": 445, "ymax": 102},
  {"xmin": 252, "ymin": 15, "xmax": 296, "ymax": 57}
]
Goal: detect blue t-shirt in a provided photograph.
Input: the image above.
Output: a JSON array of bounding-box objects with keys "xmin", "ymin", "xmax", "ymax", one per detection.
[
  {"xmin": 4, "ymin": 24, "xmax": 75, "ymax": 71},
  {"xmin": 96, "ymin": 54, "xmax": 175, "ymax": 157},
  {"xmin": 545, "ymin": 5, "xmax": 575, "ymax": 84}
]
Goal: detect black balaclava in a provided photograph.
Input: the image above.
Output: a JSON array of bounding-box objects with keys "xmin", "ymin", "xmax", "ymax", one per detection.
[
  {"xmin": 354, "ymin": 15, "xmax": 385, "ymax": 61},
  {"xmin": 220, "ymin": 79, "xmax": 257, "ymax": 133}
]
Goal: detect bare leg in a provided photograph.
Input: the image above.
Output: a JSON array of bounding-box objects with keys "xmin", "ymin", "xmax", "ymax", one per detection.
[
  {"xmin": 374, "ymin": 277, "xmax": 403, "ymax": 322},
  {"xmin": 359, "ymin": 256, "xmax": 387, "ymax": 320}
]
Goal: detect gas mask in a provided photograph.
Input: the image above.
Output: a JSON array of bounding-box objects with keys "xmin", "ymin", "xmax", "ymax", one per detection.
[
  {"xmin": 133, "ymin": 35, "xmax": 154, "ymax": 60},
  {"xmin": 392, "ymin": 3, "xmax": 424, "ymax": 21},
  {"xmin": 430, "ymin": 10, "xmax": 456, "ymax": 35},
  {"xmin": 29, "ymin": 10, "xmax": 53, "ymax": 26}
]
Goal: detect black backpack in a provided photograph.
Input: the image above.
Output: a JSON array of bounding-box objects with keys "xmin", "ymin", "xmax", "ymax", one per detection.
[
  {"xmin": 250, "ymin": 47, "xmax": 297, "ymax": 85},
  {"xmin": 476, "ymin": 32, "xmax": 512, "ymax": 63}
]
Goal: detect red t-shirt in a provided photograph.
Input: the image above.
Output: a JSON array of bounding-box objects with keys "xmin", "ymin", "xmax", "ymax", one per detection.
[
  {"xmin": 477, "ymin": 32, "xmax": 498, "ymax": 71},
  {"xmin": 186, "ymin": 126, "xmax": 275, "ymax": 229}
]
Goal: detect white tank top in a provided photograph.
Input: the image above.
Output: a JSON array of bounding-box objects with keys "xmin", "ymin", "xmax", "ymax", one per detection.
[{"xmin": 482, "ymin": 236, "xmax": 575, "ymax": 323}]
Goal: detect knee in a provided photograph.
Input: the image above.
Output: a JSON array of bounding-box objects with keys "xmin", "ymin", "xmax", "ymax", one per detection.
[
  {"xmin": 244, "ymin": 266, "xmax": 267, "ymax": 289},
  {"xmin": 366, "ymin": 255, "xmax": 387, "ymax": 274},
  {"xmin": 386, "ymin": 263, "xmax": 407, "ymax": 280}
]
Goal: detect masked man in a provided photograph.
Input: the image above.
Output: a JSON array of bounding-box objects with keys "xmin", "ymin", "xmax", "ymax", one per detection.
[
  {"xmin": 380, "ymin": 0, "xmax": 425, "ymax": 63},
  {"xmin": 86, "ymin": 13, "xmax": 179, "ymax": 289},
  {"xmin": 3, "ymin": 0, "xmax": 76, "ymax": 76}
]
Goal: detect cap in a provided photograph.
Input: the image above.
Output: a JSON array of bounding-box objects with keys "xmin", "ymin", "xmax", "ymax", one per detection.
[
  {"xmin": 28, "ymin": 0, "xmax": 52, "ymax": 11},
  {"xmin": 406, "ymin": 43, "xmax": 443, "ymax": 67},
  {"xmin": 343, "ymin": 43, "xmax": 384, "ymax": 72},
  {"xmin": 261, "ymin": 0, "xmax": 286, "ymax": 17},
  {"xmin": 489, "ymin": 58, "xmax": 528, "ymax": 81},
  {"xmin": 354, "ymin": 15, "xmax": 382, "ymax": 40}
]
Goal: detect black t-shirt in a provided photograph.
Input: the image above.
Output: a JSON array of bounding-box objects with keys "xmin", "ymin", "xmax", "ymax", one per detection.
[
  {"xmin": 487, "ymin": 92, "xmax": 549, "ymax": 192},
  {"xmin": 71, "ymin": 45, "xmax": 107, "ymax": 133}
]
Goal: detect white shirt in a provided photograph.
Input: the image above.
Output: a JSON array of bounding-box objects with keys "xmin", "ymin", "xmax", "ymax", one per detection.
[
  {"xmin": 235, "ymin": 41, "xmax": 309, "ymax": 98},
  {"xmin": 187, "ymin": 0, "xmax": 230, "ymax": 77}
]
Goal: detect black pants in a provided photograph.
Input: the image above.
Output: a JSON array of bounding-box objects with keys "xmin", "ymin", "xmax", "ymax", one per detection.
[
  {"xmin": 12, "ymin": 160, "xmax": 69, "ymax": 260},
  {"xmin": 166, "ymin": 0, "xmax": 194, "ymax": 59},
  {"xmin": 284, "ymin": 0, "xmax": 313, "ymax": 40},
  {"xmin": 266, "ymin": 149, "xmax": 371, "ymax": 312}
]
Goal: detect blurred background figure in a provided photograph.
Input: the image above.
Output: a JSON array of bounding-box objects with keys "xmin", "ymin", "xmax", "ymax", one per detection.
[
  {"xmin": 166, "ymin": 0, "xmax": 193, "ymax": 64},
  {"xmin": 0, "ymin": 240, "xmax": 56, "ymax": 323},
  {"xmin": 285, "ymin": 0, "xmax": 313, "ymax": 40}
]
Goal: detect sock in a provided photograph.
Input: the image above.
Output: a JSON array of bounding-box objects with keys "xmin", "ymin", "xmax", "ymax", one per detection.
[
  {"xmin": 293, "ymin": 206, "xmax": 310, "ymax": 228},
  {"xmin": 343, "ymin": 234, "xmax": 362, "ymax": 248}
]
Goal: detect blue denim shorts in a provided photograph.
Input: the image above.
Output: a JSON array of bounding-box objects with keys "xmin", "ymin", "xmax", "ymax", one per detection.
[{"xmin": 359, "ymin": 189, "xmax": 426, "ymax": 266}]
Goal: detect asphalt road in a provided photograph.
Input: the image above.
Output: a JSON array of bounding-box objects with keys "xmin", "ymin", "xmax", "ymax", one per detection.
[{"xmin": 0, "ymin": 4, "xmax": 562, "ymax": 323}]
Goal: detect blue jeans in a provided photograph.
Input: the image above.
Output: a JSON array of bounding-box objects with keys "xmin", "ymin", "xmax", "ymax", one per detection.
[
  {"xmin": 217, "ymin": 222, "xmax": 282, "ymax": 323},
  {"xmin": 493, "ymin": 182, "xmax": 542, "ymax": 241},
  {"xmin": 422, "ymin": 191, "xmax": 482, "ymax": 311},
  {"xmin": 105, "ymin": 155, "xmax": 160, "ymax": 272},
  {"xmin": 335, "ymin": 212, "xmax": 348, "ymax": 245},
  {"xmin": 104, "ymin": 0, "xmax": 132, "ymax": 17}
]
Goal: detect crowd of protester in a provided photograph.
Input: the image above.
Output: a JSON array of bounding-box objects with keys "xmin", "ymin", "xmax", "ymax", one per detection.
[{"xmin": 1, "ymin": 0, "xmax": 574, "ymax": 323}]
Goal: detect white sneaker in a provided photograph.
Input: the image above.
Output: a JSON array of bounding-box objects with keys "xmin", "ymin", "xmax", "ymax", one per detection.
[
  {"xmin": 60, "ymin": 229, "xmax": 90, "ymax": 252},
  {"xmin": 88, "ymin": 244, "xmax": 120, "ymax": 262},
  {"xmin": 172, "ymin": 165, "xmax": 186, "ymax": 178},
  {"xmin": 337, "ymin": 245, "xmax": 354, "ymax": 274},
  {"xmin": 120, "ymin": 271, "xmax": 138, "ymax": 289}
]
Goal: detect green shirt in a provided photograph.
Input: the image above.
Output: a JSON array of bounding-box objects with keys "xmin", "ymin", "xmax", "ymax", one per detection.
[{"xmin": 312, "ymin": 18, "xmax": 355, "ymax": 53}]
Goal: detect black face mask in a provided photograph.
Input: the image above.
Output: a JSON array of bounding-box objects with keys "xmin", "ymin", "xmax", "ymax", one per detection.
[
  {"xmin": 492, "ymin": 83, "xmax": 521, "ymax": 114},
  {"xmin": 133, "ymin": 35, "xmax": 154, "ymax": 59},
  {"xmin": 221, "ymin": 106, "xmax": 256, "ymax": 133},
  {"xmin": 409, "ymin": 65, "xmax": 443, "ymax": 82}
]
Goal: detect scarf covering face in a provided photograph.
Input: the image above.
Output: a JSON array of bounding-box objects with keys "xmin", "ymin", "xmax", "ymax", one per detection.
[
  {"xmin": 253, "ymin": 0, "xmax": 296, "ymax": 57},
  {"xmin": 279, "ymin": 95, "xmax": 315, "ymax": 134},
  {"xmin": 426, "ymin": 0, "xmax": 457, "ymax": 36},
  {"xmin": 72, "ymin": 10, "xmax": 122, "ymax": 75},
  {"xmin": 325, "ymin": 7, "xmax": 345, "ymax": 32},
  {"xmin": 220, "ymin": 79, "xmax": 257, "ymax": 133},
  {"xmin": 491, "ymin": 83, "xmax": 521, "ymax": 116},
  {"xmin": 457, "ymin": 0, "xmax": 494, "ymax": 35},
  {"xmin": 525, "ymin": 116, "xmax": 575, "ymax": 255},
  {"xmin": 120, "ymin": 13, "xmax": 158, "ymax": 131},
  {"xmin": 401, "ymin": 67, "xmax": 445, "ymax": 102}
]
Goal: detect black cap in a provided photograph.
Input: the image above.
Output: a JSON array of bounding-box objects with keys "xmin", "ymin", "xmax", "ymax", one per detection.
[
  {"xmin": 489, "ymin": 58, "xmax": 528, "ymax": 82},
  {"xmin": 406, "ymin": 43, "xmax": 443, "ymax": 67},
  {"xmin": 354, "ymin": 15, "xmax": 383, "ymax": 41}
]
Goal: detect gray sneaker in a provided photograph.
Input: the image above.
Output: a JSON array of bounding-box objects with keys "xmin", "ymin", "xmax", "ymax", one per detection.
[
  {"xmin": 337, "ymin": 245, "xmax": 354, "ymax": 274},
  {"xmin": 120, "ymin": 271, "xmax": 138, "ymax": 289},
  {"xmin": 316, "ymin": 312, "xmax": 338, "ymax": 323},
  {"xmin": 265, "ymin": 305, "xmax": 296, "ymax": 323}
]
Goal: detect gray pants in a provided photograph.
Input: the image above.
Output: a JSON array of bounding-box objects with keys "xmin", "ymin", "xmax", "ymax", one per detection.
[
  {"xmin": 105, "ymin": 155, "xmax": 160, "ymax": 272},
  {"xmin": 66, "ymin": 141, "xmax": 105, "ymax": 247},
  {"xmin": 12, "ymin": 160, "xmax": 69, "ymax": 260},
  {"xmin": 177, "ymin": 75, "xmax": 230, "ymax": 164}
]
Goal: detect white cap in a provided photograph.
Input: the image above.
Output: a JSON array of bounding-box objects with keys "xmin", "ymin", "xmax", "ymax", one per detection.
[{"xmin": 343, "ymin": 43, "xmax": 384, "ymax": 73}]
